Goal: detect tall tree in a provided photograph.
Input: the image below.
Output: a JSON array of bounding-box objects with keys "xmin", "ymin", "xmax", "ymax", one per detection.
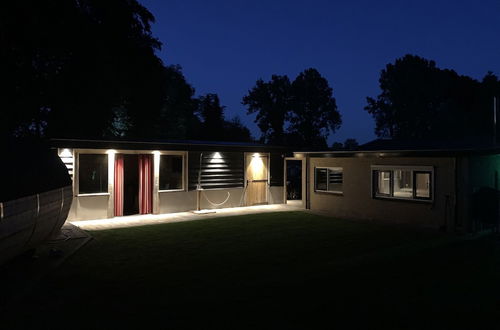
[
  {"xmin": 198, "ymin": 93, "xmax": 225, "ymax": 141},
  {"xmin": 365, "ymin": 54, "xmax": 500, "ymax": 142},
  {"xmin": 0, "ymin": 0, "xmax": 165, "ymax": 140},
  {"xmin": 224, "ymin": 117, "xmax": 253, "ymax": 142},
  {"xmin": 243, "ymin": 69, "xmax": 341, "ymax": 148},
  {"xmin": 289, "ymin": 68, "xmax": 341, "ymax": 149},
  {"xmin": 343, "ymin": 138, "xmax": 359, "ymax": 150},
  {"xmin": 153, "ymin": 65, "xmax": 200, "ymax": 140},
  {"xmin": 242, "ymin": 75, "xmax": 291, "ymax": 145},
  {"xmin": 197, "ymin": 94, "xmax": 254, "ymax": 142}
]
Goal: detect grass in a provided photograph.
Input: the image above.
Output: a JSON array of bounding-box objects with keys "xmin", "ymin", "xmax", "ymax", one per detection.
[{"xmin": 4, "ymin": 211, "xmax": 500, "ymax": 329}]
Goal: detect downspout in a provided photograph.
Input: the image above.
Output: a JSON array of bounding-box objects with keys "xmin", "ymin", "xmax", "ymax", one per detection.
[
  {"xmin": 305, "ymin": 155, "xmax": 311, "ymax": 209},
  {"xmin": 453, "ymin": 157, "xmax": 458, "ymax": 232},
  {"xmin": 196, "ymin": 152, "xmax": 203, "ymax": 211}
]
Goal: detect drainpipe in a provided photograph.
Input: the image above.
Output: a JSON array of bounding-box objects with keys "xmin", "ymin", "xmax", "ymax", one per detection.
[
  {"xmin": 494, "ymin": 96, "xmax": 497, "ymax": 146},
  {"xmin": 305, "ymin": 155, "xmax": 311, "ymax": 209},
  {"xmin": 452, "ymin": 157, "xmax": 458, "ymax": 232},
  {"xmin": 196, "ymin": 153, "xmax": 203, "ymax": 211}
]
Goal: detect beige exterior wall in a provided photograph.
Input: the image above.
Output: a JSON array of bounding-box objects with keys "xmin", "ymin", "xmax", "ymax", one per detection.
[
  {"xmin": 269, "ymin": 186, "xmax": 285, "ymax": 204},
  {"xmin": 72, "ymin": 195, "xmax": 109, "ymax": 220},
  {"xmin": 64, "ymin": 148, "xmax": 285, "ymax": 221},
  {"xmin": 159, "ymin": 188, "xmax": 251, "ymax": 213},
  {"xmin": 309, "ymin": 156, "xmax": 456, "ymax": 230}
]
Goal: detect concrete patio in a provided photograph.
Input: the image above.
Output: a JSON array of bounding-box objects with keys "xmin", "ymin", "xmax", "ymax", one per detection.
[{"xmin": 70, "ymin": 203, "xmax": 304, "ymax": 231}]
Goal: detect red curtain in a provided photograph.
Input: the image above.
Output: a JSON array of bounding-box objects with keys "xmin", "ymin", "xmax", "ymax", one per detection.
[
  {"xmin": 138, "ymin": 154, "xmax": 153, "ymax": 214},
  {"xmin": 114, "ymin": 154, "xmax": 124, "ymax": 217}
]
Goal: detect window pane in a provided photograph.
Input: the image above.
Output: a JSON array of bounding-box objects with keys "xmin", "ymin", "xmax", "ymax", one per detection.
[
  {"xmin": 415, "ymin": 172, "xmax": 431, "ymax": 198},
  {"xmin": 393, "ymin": 169, "xmax": 413, "ymax": 198},
  {"xmin": 328, "ymin": 169, "xmax": 343, "ymax": 192},
  {"xmin": 376, "ymin": 171, "xmax": 391, "ymax": 195},
  {"xmin": 159, "ymin": 155, "xmax": 183, "ymax": 190},
  {"xmin": 79, "ymin": 154, "xmax": 108, "ymax": 194},
  {"xmin": 316, "ymin": 168, "xmax": 327, "ymax": 191}
]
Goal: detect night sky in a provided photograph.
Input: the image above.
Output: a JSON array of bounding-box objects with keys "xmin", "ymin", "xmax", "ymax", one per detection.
[{"xmin": 140, "ymin": 0, "xmax": 500, "ymax": 144}]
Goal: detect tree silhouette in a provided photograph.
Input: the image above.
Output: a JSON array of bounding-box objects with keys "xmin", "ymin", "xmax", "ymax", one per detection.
[
  {"xmin": 244, "ymin": 69, "xmax": 341, "ymax": 148},
  {"xmin": 366, "ymin": 54, "xmax": 500, "ymax": 142},
  {"xmin": 331, "ymin": 138, "xmax": 359, "ymax": 150},
  {"xmin": 331, "ymin": 142, "xmax": 344, "ymax": 150},
  {"xmin": 1, "ymin": 0, "xmax": 165, "ymax": 140},
  {"xmin": 197, "ymin": 93, "xmax": 225, "ymax": 141},
  {"xmin": 343, "ymin": 138, "xmax": 359, "ymax": 150},
  {"xmin": 155, "ymin": 65, "xmax": 200, "ymax": 140},
  {"xmin": 242, "ymin": 75, "xmax": 291, "ymax": 145},
  {"xmin": 224, "ymin": 117, "xmax": 253, "ymax": 142},
  {"xmin": 197, "ymin": 94, "xmax": 253, "ymax": 142},
  {"xmin": 289, "ymin": 68, "xmax": 341, "ymax": 149}
]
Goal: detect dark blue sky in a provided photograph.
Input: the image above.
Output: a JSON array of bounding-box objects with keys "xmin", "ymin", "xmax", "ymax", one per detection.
[{"xmin": 140, "ymin": 0, "xmax": 500, "ymax": 144}]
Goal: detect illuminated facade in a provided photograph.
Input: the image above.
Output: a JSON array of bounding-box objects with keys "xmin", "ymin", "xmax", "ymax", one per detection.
[
  {"xmin": 53, "ymin": 139, "xmax": 287, "ymax": 221},
  {"xmin": 54, "ymin": 138, "xmax": 500, "ymax": 232}
]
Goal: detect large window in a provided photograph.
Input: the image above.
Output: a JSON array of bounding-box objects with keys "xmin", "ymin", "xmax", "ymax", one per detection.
[
  {"xmin": 372, "ymin": 166, "xmax": 432, "ymax": 201},
  {"xmin": 315, "ymin": 167, "xmax": 343, "ymax": 193},
  {"xmin": 159, "ymin": 155, "xmax": 184, "ymax": 191},
  {"xmin": 78, "ymin": 154, "xmax": 108, "ymax": 194}
]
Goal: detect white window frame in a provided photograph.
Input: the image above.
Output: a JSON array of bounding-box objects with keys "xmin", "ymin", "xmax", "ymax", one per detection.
[
  {"xmin": 76, "ymin": 152, "xmax": 110, "ymax": 196},
  {"xmin": 314, "ymin": 167, "xmax": 343, "ymax": 194},
  {"xmin": 158, "ymin": 152, "xmax": 186, "ymax": 193},
  {"xmin": 371, "ymin": 165, "xmax": 434, "ymax": 202}
]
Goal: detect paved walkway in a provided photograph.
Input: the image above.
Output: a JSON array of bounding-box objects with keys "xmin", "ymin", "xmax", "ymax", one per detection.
[{"xmin": 71, "ymin": 204, "xmax": 304, "ymax": 231}]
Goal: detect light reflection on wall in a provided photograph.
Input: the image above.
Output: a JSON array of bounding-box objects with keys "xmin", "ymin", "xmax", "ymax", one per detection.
[
  {"xmin": 250, "ymin": 153, "xmax": 264, "ymax": 175},
  {"xmin": 209, "ymin": 152, "xmax": 225, "ymax": 164}
]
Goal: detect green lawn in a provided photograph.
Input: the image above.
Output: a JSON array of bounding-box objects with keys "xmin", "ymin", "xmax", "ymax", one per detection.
[{"xmin": 5, "ymin": 211, "xmax": 500, "ymax": 329}]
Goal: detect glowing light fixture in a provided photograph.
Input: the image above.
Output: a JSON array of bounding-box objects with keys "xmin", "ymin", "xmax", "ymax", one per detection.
[
  {"xmin": 252, "ymin": 153, "xmax": 261, "ymax": 158},
  {"xmin": 59, "ymin": 148, "xmax": 72, "ymax": 158},
  {"xmin": 152, "ymin": 150, "xmax": 161, "ymax": 155},
  {"xmin": 106, "ymin": 149, "xmax": 117, "ymax": 154},
  {"xmin": 210, "ymin": 152, "xmax": 224, "ymax": 163},
  {"xmin": 250, "ymin": 154, "xmax": 264, "ymax": 174}
]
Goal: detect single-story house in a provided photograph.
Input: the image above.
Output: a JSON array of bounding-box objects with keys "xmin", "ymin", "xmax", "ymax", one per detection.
[
  {"xmin": 53, "ymin": 138, "xmax": 500, "ymax": 232},
  {"xmin": 289, "ymin": 139, "xmax": 500, "ymax": 232},
  {"xmin": 51, "ymin": 139, "xmax": 288, "ymax": 221}
]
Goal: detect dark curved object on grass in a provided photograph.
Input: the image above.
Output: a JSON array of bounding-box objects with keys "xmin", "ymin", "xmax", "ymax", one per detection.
[{"xmin": 0, "ymin": 141, "xmax": 73, "ymax": 264}]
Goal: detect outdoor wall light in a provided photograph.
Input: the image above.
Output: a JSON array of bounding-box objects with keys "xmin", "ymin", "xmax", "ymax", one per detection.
[
  {"xmin": 250, "ymin": 153, "xmax": 264, "ymax": 173},
  {"xmin": 59, "ymin": 148, "xmax": 72, "ymax": 158},
  {"xmin": 210, "ymin": 152, "xmax": 224, "ymax": 164},
  {"xmin": 106, "ymin": 149, "xmax": 117, "ymax": 154}
]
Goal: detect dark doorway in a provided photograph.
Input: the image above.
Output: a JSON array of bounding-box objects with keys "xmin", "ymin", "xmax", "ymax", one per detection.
[
  {"xmin": 286, "ymin": 160, "xmax": 302, "ymax": 201},
  {"xmin": 123, "ymin": 154, "xmax": 139, "ymax": 216}
]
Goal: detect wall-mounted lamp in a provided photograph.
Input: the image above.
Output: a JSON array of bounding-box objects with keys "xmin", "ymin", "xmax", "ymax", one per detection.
[
  {"xmin": 59, "ymin": 148, "xmax": 73, "ymax": 158},
  {"xmin": 106, "ymin": 149, "xmax": 117, "ymax": 155},
  {"xmin": 210, "ymin": 152, "xmax": 224, "ymax": 163}
]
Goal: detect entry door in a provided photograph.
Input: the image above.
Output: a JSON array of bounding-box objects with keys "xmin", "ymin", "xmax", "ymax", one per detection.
[{"xmin": 246, "ymin": 154, "xmax": 269, "ymax": 205}]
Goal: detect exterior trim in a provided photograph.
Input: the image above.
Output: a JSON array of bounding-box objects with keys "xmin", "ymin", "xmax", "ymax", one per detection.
[
  {"xmin": 371, "ymin": 165, "xmax": 434, "ymax": 203},
  {"xmin": 314, "ymin": 166, "xmax": 343, "ymax": 194}
]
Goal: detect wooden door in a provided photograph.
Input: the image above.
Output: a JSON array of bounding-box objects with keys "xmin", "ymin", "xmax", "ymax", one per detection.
[{"xmin": 246, "ymin": 154, "xmax": 269, "ymax": 205}]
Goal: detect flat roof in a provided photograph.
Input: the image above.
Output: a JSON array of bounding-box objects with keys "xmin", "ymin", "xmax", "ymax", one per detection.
[
  {"xmin": 51, "ymin": 138, "xmax": 290, "ymax": 153},
  {"xmin": 294, "ymin": 139, "xmax": 500, "ymax": 158}
]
